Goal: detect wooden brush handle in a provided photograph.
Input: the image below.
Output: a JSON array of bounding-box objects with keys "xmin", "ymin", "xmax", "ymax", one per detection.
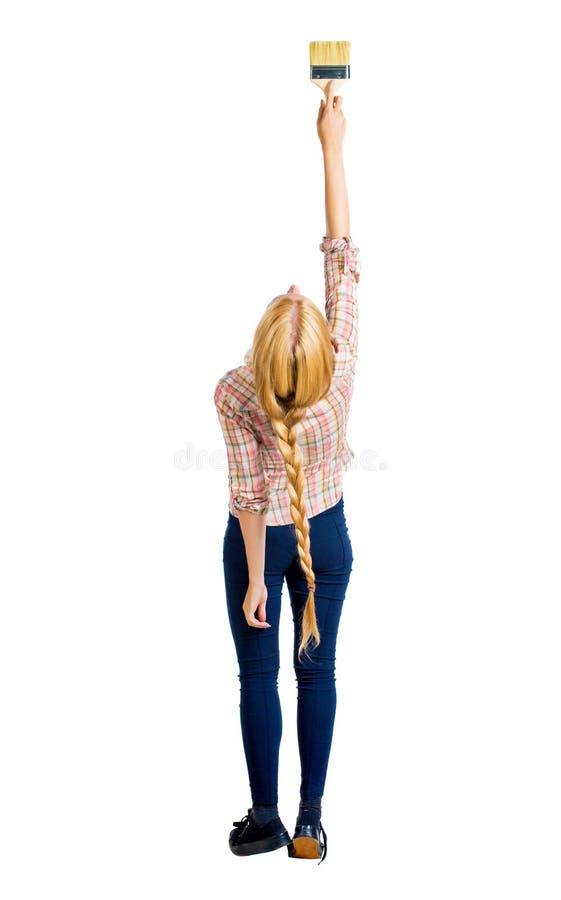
[{"xmin": 311, "ymin": 78, "xmax": 348, "ymax": 97}]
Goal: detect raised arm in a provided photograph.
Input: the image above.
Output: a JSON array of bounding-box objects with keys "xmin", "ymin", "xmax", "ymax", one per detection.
[
  {"xmin": 317, "ymin": 81, "xmax": 360, "ymax": 378},
  {"xmin": 317, "ymin": 79, "xmax": 350, "ymax": 238}
]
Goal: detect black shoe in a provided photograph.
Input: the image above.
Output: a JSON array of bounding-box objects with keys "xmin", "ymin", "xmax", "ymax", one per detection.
[
  {"xmin": 229, "ymin": 808, "xmax": 291, "ymax": 856},
  {"xmin": 287, "ymin": 821, "xmax": 327, "ymax": 864}
]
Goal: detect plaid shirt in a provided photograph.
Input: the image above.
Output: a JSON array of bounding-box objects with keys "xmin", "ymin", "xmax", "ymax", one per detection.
[{"xmin": 214, "ymin": 234, "xmax": 361, "ymax": 526}]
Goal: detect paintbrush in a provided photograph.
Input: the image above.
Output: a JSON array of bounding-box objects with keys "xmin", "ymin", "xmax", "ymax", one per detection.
[{"xmin": 309, "ymin": 41, "xmax": 351, "ymax": 95}]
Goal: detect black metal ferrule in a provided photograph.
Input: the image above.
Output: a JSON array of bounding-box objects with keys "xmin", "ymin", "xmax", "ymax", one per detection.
[{"xmin": 310, "ymin": 64, "xmax": 350, "ymax": 80}]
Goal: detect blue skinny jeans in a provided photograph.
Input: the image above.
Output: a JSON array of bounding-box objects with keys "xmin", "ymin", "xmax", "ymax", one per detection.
[{"xmin": 222, "ymin": 495, "xmax": 353, "ymax": 805}]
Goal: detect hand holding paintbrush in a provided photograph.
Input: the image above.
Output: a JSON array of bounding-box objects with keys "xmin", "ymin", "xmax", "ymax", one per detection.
[
  {"xmin": 317, "ymin": 80, "xmax": 350, "ymax": 239},
  {"xmin": 316, "ymin": 79, "xmax": 347, "ymax": 156}
]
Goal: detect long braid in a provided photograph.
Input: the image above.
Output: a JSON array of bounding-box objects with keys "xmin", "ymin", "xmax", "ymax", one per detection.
[
  {"xmin": 270, "ymin": 406, "xmax": 320, "ymax": 660},
  {"xmin": 251, "ymin": 293, "xmax": 334, "ymax": 659}
]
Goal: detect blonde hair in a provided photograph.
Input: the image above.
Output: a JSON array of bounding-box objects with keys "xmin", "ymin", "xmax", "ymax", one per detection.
[{"xmin": 251, "ymin": 294, "xmax": 334, "ymax": 660}]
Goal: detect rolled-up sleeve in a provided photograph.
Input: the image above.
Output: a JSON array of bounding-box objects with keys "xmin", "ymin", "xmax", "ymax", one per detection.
[
  {"xmin": 319, "ymin": 235, "xmax": 361, "ymax": 378},
  {"xmin": 214, "ymin": 380, "xmax": 269, "ymax": 515}
]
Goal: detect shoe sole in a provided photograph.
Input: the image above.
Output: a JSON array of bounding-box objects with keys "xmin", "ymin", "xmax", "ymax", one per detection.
[
  {"xmin": 288, "ymin": 836, "xmax": 322, "ymax": 859},
  {"xmin": 230, "ymin": 831, "xmax": 291, "ymax": 856}
]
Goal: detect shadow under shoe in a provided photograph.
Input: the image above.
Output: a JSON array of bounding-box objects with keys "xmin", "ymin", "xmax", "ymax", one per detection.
[{"xmin": 229, "ymin": 809, "xmax": 291, "ymax": 856}]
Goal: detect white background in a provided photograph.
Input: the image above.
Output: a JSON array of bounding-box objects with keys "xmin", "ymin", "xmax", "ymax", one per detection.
[{"xmin": 1, "ymin": 1, "xmax": 560, "ymax": 897}]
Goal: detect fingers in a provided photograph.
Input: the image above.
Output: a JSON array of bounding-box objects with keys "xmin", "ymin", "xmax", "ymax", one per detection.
[
  {"xmin": 242, "ymin": 585, "xmax": 269, "ymax": 628},
  {"xmin": 243, "ymin": 601, "xmax": 270, "ymax": 628},
  {"xmin": 245, "ymin": 612, "xmax": 270, "ymax": 629},
  {"xmin": 325, "ymin": 79, "xmax": 342, "ymax": 105}
]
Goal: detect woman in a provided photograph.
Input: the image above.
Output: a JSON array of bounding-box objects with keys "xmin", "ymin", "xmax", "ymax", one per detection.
[{"xmin": 214, "ymin": 80, "xmax": 361, "ymax": 863}]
